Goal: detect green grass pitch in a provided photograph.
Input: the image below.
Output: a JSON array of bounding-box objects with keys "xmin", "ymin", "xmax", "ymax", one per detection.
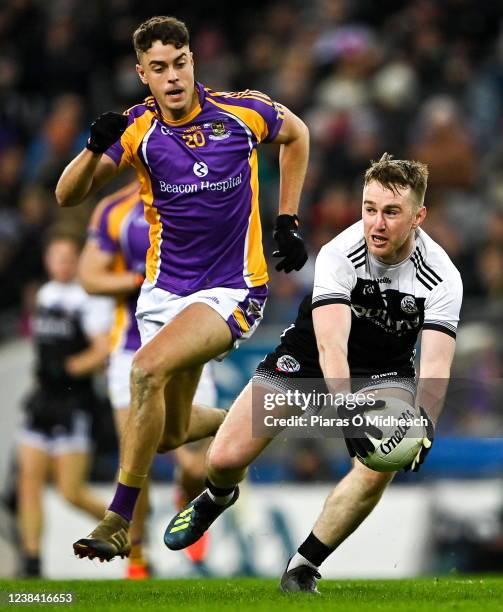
[{"xmin": 1, "ymin": 577, "xmax": 502, "ymax": 611}]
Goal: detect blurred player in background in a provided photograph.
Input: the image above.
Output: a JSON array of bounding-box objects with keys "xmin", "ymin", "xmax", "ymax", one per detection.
[
  {"xmin": 165, "ymin": 155, "xmax": 463, "ymax": 593},
  {"xmin": 56, "ymin": 15, "xmax": 309, "ymax": 561},
  {"xmin": 17, "ymin": 233, "xmax": 111, "ymax": 577},
  {"xmin": 79, "ymin": 182, "xmax": 220, "ymax": 577}
]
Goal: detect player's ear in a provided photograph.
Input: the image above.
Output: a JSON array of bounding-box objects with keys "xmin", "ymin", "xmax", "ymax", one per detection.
[
  {"xmin": 136, "ymin": 63, "xmax": 148, "ymax": 85},
  {"xmin": 189, "ymin": 51, "xmax": 194, "ymax": 67},
  {"xmin": 412, "ymin": 205, "xmax": 427, "ymax": 229}
]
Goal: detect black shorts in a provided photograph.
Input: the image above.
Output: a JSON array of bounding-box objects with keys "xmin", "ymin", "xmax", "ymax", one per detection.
[
  {"xmin": 255, "ymin": 346, "xmax": 416, "ymax": 396},
  {"xmin": 19, "ymin": 390, "xmax": 94, "ymax": 455}
]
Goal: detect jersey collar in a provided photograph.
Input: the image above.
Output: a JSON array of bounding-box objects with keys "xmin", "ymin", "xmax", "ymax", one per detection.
[{"xmin": 369, "ymin": 240, "xmax": 417, "ymax": 269}]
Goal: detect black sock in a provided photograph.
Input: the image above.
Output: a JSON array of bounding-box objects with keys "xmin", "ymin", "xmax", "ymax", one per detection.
[
  {"xmin": 23, "ymin": 555, "xmax": 41, "ymax": 578},
  {"xmin": 298, "ymin": 532, "xmax": 334, "ymax": 567},
  {"xmin": 205, "ymin": 478, "xmax": 236, "ymax": 497}
]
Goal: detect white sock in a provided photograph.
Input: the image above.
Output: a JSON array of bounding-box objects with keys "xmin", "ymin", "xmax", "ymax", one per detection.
[
  {"xmin": 287, "ymin": 552, "xmax": 319, "ymax": 572},
  {"xmin": 206, "ymin": 488, "xmax": 235, "ymax": 506}
]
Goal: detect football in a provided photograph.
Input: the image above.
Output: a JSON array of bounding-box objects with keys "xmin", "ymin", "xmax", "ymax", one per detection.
[{"xmin": 357, "ymin": 396, "xmax": 425, "ymax": 472}]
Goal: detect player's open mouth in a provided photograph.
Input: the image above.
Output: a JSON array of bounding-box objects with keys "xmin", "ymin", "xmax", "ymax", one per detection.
[
  {"xmin": 371, "ymin": 235, "xmax": 388, "ymax": 246},
  {"xmin": 167, "ymin": 89, "xmax": 184, "ymax": 99}
]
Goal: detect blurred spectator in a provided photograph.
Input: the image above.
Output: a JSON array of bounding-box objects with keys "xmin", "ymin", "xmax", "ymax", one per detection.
[
  {"xmin": 311, "ymin": 183, "xmax": 359, "ymax": 234},
  {"xmin": 23, "ymin": 94, "xmax": 87, "ymax": 188},
  {"xmin": 447, "ymin": 322, "xmax": 503, "ymax": 436},
  {"xmin": 487, "ymin": 209, "xmax": 503, "ymax": 247},
  {"xmin": 409, "ymin": 96, "xmax": 476, "ymax": 190},
  {"xmin": 0, "ymin": 146, "xmax": 23, "ymax": 208},
  {"xmin": 476, "ymin": 243, "xmax": 503, "ymax": 299}
]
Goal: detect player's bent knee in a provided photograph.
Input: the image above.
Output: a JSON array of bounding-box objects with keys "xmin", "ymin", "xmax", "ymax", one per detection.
[
  {"xmin": 207, "ymin": 445, "xmax": 247, "ymax": 474},
  {"xmin": 130, "ymin": 359, "xmax": 165, "ymax": 394}
]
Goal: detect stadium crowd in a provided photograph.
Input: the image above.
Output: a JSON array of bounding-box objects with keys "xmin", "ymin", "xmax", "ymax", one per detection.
[{"xmin": 1, "ymin": 0, "xmax": 502, "ymax": 423}]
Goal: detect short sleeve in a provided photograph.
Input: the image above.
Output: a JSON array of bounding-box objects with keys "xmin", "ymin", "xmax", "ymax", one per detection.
[
  {"xmin": 87, "ymin": 201, "xmax": 118, "ymax": 254},
  {"xmin": 220, "ymin": 90, "xmax": 285, "ymax": 143},
  {"xmin": 312, "ymin": 244, "xmax": 357, "ymax": 309},
  {"xmin": 423, "ymin": 272, "xmax": 463, "ymax": 339},
  {"xmin": 81, "ymin": 295, "xmax": 114, "ymax": 337},
  {"xmin": 246, "ymin": 92, "xmax": 285, "ymax": 143}
]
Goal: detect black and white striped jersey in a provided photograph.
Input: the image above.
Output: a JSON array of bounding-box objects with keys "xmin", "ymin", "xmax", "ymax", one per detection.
[
  {"xmin": 277, "ymin": 221, "xmax": 462, "ymax": 375},
  {"xmin": 32, "ymin": 281, "xmax": 113, "ymax": 392}
]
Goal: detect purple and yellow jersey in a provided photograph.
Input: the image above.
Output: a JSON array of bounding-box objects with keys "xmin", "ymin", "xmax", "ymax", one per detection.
[
  {"xmin": 105, "ymin": 82, "xmax": 285, "ymax": 296},
  {"xmin": 88, "ymin": 182, "xmax": 150, "ymax": 352}
]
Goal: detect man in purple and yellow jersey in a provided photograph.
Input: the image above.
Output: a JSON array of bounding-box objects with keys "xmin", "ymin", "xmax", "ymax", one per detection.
[
  {"xmin": 56, "ymin": 15, "xmax": 309, "ymax": 562},
  {"xmin": 79, "ymin": 181, "xmax": 224, "ymax": 576}
]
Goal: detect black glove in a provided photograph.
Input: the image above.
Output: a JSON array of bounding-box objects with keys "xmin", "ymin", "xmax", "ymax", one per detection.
[
  {"xmin": 272, "ymin": 214, "xmax": 308, "ymax": 273},
  {"xmin": 403, "ymin": 407, "xmax": 435, "ymax": 472},
  {"xmin": 86, "ymin": 112, "xmax": 128, "ymax": 154},
  {"xmin": 338, "ymin": 399, "xmax": 386, "ymax": 458}
]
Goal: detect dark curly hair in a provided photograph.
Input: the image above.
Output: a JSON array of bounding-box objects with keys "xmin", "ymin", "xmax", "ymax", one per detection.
[{"xmin": 133, "ymin": 16, "xmax": 189, "ymax": 58}]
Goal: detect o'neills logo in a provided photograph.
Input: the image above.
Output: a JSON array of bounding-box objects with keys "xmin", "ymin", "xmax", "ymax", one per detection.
[{"xmin": 378, "ymin": 408, "xmax": 415, "ymax": 455}]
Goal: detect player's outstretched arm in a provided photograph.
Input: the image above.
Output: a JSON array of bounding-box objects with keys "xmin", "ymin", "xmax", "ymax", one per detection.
[
  {"xmin": 314, "ymin": 304, "xmax": 383, "ymax": 457},
  {"xmin": 404, "ymin": 329, "xmax": 456, "ymax": 472},
  {"xmin": 56, "ymin": 150, "xmax": 118, "ymax": 208},
  {"xmin": 272, "ymin": 107, "xmax": 309, "ymax": 217},
  {"xmin": 313, "ymin": 303, "xmax": 352, "ymax": 382},
  {"xmin": 55, "ymin": 112, "xmax": 127, "ymax": 207},
  {"xmin": 79, "ymin": 240, "xmax": 143, "ymax": 296},
  {"xmin": 271, "ymin": 108, "xmax": 310, "ymax": 272}
]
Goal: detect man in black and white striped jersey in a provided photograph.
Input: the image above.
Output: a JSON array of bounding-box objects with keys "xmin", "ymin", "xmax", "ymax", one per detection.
[{"xmin": 164, "ymin": 153, "xmax": 463, "ymax": 594}]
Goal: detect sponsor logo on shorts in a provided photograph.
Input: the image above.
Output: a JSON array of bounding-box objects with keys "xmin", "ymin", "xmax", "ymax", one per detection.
[
  {"xmin": 247, "ymin": 299, "xmax": 263, "ymax": 317},
  {"xmin": 370, "ymin": 371, "xmax": 398, "ymax": 379},
  {"xmin": 401, "ymin": 295, "xmax": 418, "ymax": 314},
  {"xmin": 276, "ymin": 355, "xmax": 300, "ymax": 373}
]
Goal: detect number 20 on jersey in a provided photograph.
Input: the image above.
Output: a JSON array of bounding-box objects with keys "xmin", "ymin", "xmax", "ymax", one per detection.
[{"xmin": 182, "ymin": 131, "xmax": 206, "ymax": 148}]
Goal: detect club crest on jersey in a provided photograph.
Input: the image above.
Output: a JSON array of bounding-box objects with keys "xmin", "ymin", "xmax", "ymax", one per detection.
[
  {"xmin": 401, "ymin": 295, "xmax": 418, "ymax": 314},
  {"xmin": 206, "ymin": 121, "xmax": 231, "ymax": 141},
  {"xmin": 276, "ymin": 355, "xmax": 300, "ymax": 373}
]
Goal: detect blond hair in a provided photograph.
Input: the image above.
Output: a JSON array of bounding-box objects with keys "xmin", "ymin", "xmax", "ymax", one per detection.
[{"xmin": 364, "ymin": 153, "xmax": 428, "ymax": 205}]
